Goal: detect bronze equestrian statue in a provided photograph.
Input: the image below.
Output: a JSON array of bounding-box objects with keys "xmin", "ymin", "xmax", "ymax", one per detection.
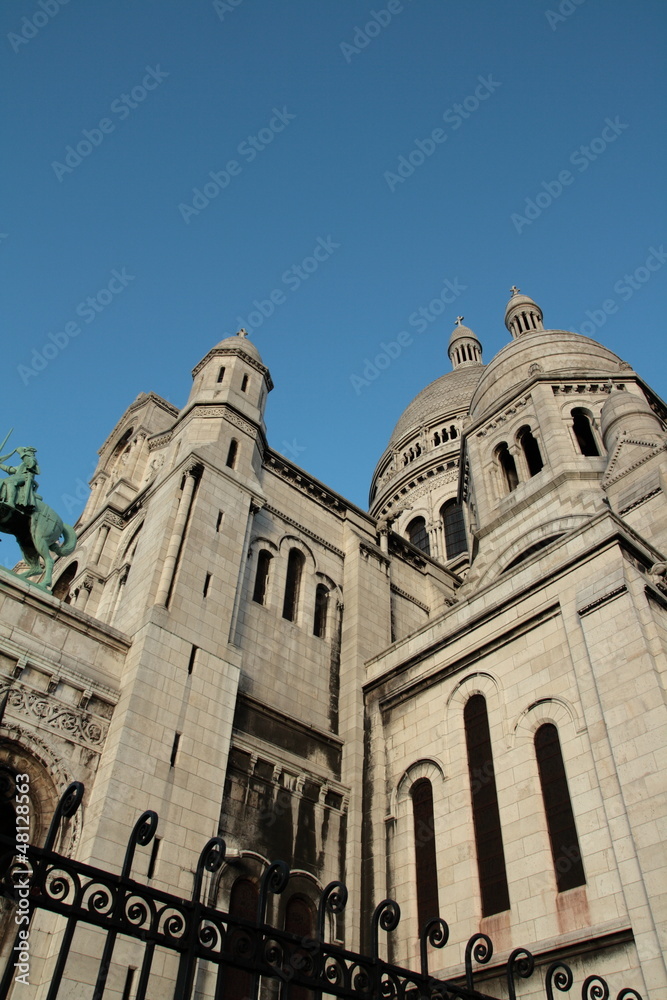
[{"xmin": 0, "ymin": 438, "xmax": 76, "ymax": 591}]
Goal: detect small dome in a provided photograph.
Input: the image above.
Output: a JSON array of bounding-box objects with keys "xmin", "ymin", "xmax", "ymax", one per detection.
[
  {"xmin": 214, "ymin": 332, "xmax": 263, "ymax": 363},
  {"xmin": 448, "ymin": 317, "xmax": 483, "ymax": 369},
  {"xmin": 504, "ymin": 286, "xmax": 544, "ymax": 339},
  {"xmin": 600, "ymin": 387, "xmax": 663, "ymax": 451},
  {"xmin": 448, "ymin": 323, "xmax": 478, "ymax": 346}
]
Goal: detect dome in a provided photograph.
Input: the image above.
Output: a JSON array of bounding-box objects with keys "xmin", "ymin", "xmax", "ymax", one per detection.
[
  {"xmin": 214, "ymin": 332, "xmax": 264, "ymax": 363},
  {"xmin": 387, "ymin": 365, "xmax": 485, "ymax": 448},
  {"xmin": 448, "ymin": 322, "xmax": 478, "ymax": 346},
  {"xmin": 448, "ymin": 318, "xmax": 483, "ymax": 369},
  {"xmin": 600, "ymin": 386, "xmax": 664, "ymax": 451},
  {"xmin": 469, "ymin": 330, "xmax": 627, "ymax": 419},
  {"xmin": 504, "ymin": 287, "xmax": 544, "ymax": 339}
]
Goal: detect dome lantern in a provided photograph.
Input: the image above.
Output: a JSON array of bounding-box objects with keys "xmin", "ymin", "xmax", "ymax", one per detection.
[
  {"xmin": 448, "ymin": 315, "xmax": 483, "ymax": 369},
  {"xmin": 504, "ymin": 286, "xmax": 544, "ymax": 339}
]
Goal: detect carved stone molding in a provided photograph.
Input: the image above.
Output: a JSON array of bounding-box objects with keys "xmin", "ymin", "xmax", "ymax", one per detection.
[
  {"xmin": 148, "ymin": 431, "xmax": 173, "ymax": 452},
  {"xmin": 223, "ymin": 410, "xmax": 256, "ymax": 437},
  {"xmin": 552, "ymin": 382, "xmax": 619, "ymax": 396},
  {"xmin": 390, "ymin": 584, "xmax": 430, "ymax": 613},
  {"xmin": 0, "ymin": 681, "xmax": 111, "ymax": 752},
  {"xmin": 191, "ymin": 347, "xmax": 274, "ymax": 390},
  {"xmin": 263, "ymin": 505, "xmax": 345, "ymax": 558},
  {"xmin": 102, "ymin": 511, "xmax": 126, "ymax": 529},
  {"xmin": 476, "ymin": 395, "xmax": 531, "ymax": 437},
  {"xmin": 266, "ymin": 455, "xmax": 346, "ymax": 514}
]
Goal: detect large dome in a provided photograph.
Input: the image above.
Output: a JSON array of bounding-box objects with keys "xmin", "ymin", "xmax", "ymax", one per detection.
[
  {"xmin": 469, "ymin": 329, "xmax": 627, "ymax": 419},
  {"xmin": 387, "ymin": 365, "xmax": 484, "ymax": 448},
  {"xmin": 369, "ymin": 362, "xmax": 485, "ymax": 517}
]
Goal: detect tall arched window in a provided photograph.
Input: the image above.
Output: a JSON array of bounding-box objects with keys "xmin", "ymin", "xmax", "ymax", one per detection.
[
  {"xmin": 52, "ymin": 561, "xmax": 78, "ymax": 602},
  {"xmin": 284, "ymin": 895, "xmax": 316, "ymax": 1000},
  {"xmin": 572, "ymin": 408, "xmax": 601, "ymax": 456},
  {"xmin": 226, "ymin": 878, "xmax": 259, "ymax": 1000},
  {"xmin": 411, "ymin": 778, "xmax": 439, "ymax": 931},
  {"xmin": 252, "ymin": 550, "xmax": 272, "ymax": 605},
  {"xmin": 226, "ymin": 439, "xmax": 239, "ymax": 469},
  {"xmin": 407, "ymin": 517, "xmax": 430, "ymax": 555},
  {"xmin": 441, "ymin": 500, "xmax": 467, "ymax": 559},
  {"xmin": 496, "ymin": 443, "xmax": 519, "ymax": 493},
  {"xmin": 464, "ymin": 694, "xmax": 510, "ymax": 915},
  {"xmin": 282, "ymin": 549, "xmax": 305, "ymax": 621},
  {"xmin": 517, "ymin": 426, "xmax": 544, "ymax": 476},
  {"xmin": 535, "ymin": 724, "xmax": 585, "ymax": 891},
  {"xmin": 313, "ymin": 584, "xmax": 329, "ymax": 638}
]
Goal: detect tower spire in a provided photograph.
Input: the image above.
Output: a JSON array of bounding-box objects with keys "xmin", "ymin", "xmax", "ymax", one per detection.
[
  {"xmin": 448, "ymin": 316, "xmax": 483, "ymax": 369},
  {"xmin": 504, "ymin": 286, "xmax": 544, "ymax": 339}
]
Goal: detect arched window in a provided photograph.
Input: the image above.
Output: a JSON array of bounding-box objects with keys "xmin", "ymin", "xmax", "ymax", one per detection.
[
  {"xmin": 217, "ymin": 366, "xmax": 226, "ymax": 383},
  {"xmin": 52, "ymin": 561, "xmax": 78, "ymax": 602},
  {"xmin": 407, "ymin": 517, "xmax": 430, "ymax": 555},
  {"xmin": 464, "ymin": 695, "xmax": 510, "ymax": 916},
  {"xmin": 496, "ymin": 443, "xmax": 519, "ymax": 493},
  {"xmin": 572, "ymin": 409, "xmax": 600, "ymax": 457},
  {"xmin": 226, "ymin": 878, "xmax": 259, "ymax": 1000},
  {"xmin": 282, "ymin": 549, "xmax": 305, "ymax": 621},
  {"xmin": 284, "ymin": 895, "xmax": 316, "ymax": 1000},
  {"xmin": 241, "ymin": 374, "xmax": 249, "ymax": 392},
  {"xmin": 252, "ymin": 550, "xmax": 272, "ymax": 605},
  {"xmin": 226, "ymin": 439, "xmax": 238, "ymax": 469},
  {"xmin": 411, "ymin": 778, "xmax": 439, "ymax": 931},
  {"xmin": 517, "ymin": 426, "xmax": 544, "ymax": 476},
  {"xmin": 535, "ymin": 724, "xmax": 585, "ymax": 891},
  {"xmin": 441, "ymin": 500, "xmax": 467, "ymax": 559},
  {"xmin": 313, "ymin": 584, "xmax": 329, "ymax": 638}
]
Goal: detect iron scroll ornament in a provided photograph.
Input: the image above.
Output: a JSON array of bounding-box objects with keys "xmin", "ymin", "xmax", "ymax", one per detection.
[
  {"xmin": 0, "ymin": 782, "xmax": 648, "ymax": 1000},
  {"xmin": 506, "ymin": 947, "xmax": 535, "ymax": 1000},
  {"xmin": 420, "ymin": 917, "xmax": 450, "ymax": 979},
  {"xmin": 464, "ymin": 931, "xmax": 493, "ymax": 992},
  {"xmin": 546, "ymin": 961, "xmax": 574, "ymax": 999}
]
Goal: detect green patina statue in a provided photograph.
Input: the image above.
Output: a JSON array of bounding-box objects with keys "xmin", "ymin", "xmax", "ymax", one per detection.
[{"xmin": 0, "ymin": 431, "xmax": 76, "ymax": 591}]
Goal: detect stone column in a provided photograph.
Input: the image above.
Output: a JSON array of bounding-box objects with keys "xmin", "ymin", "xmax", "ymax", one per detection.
[{"xmin": 154, "ymin": 466, "xmax": 200, "ymax": 607}]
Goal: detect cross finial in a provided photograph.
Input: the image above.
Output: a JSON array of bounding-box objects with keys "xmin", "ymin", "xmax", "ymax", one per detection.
[
  {"xmin": 455, "ymin": 315, "xmax": 464, "ymax": 326},
  {"xmin": 510, "ymin": 285, "xmax": 520, "ymax": 296},
  {"xmin": 236, "ymin": 327, "xmax": 249, "ymax": 338}
]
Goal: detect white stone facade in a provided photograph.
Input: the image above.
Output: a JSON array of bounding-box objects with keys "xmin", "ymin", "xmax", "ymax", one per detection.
[{"xmin": 0, "ymin": 292, "xmax": 665, "ymax": 998}]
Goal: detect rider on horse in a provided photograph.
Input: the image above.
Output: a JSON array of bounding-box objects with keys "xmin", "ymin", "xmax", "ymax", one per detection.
[
  {"xmin": 0, "ymin": 439, "xmax": 76, "ymax": 590},
  {"xmin": 0, "ymin": 446, "xmax": 41, "ymax": 512}
]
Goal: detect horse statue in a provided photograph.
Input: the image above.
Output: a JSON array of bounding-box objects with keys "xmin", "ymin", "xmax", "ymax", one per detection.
[{"xmin": 0, "ymin": 438, "xmax": 77, "ymax": 591}]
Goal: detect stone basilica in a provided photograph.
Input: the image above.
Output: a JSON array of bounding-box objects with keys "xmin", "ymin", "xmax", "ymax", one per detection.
[{"xmin": 0, "ymin": 288, "xmax": 665, "ymax": 997}]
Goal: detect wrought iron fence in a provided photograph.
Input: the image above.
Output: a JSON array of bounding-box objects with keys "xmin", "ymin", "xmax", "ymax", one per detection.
[{"xmin": 0, "ymin": 782, "xmax": 644, "ymax": 1000}]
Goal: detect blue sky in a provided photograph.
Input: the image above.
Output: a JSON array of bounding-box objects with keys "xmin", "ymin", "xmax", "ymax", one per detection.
[{"xmin": 1, "ymin": 0, "xmax": 666, "ymax": 569}]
